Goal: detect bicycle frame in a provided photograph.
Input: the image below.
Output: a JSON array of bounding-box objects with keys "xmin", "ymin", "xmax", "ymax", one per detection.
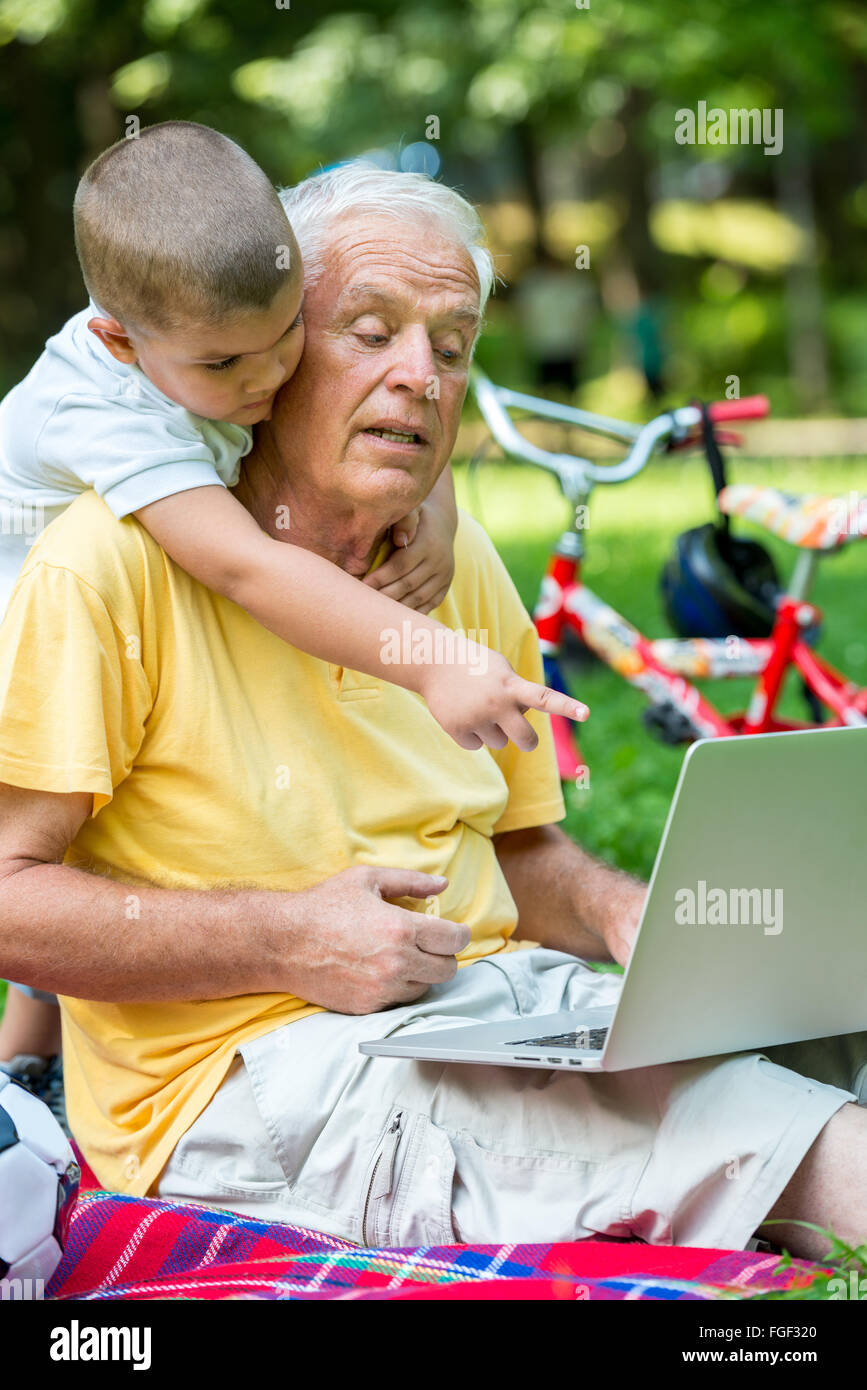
[
  {"xmin": 470, "ymin": 368, "xmax": 867, "ymax": 781},
  {"xmin": 537, "ymin": 550, "xmax": 867, "ymax": 780}
]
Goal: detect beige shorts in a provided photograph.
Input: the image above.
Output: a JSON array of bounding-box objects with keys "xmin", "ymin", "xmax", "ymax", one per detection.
[{"xmin": 157, "ymin": 948, "xmax": 863, "ymax": 1250}]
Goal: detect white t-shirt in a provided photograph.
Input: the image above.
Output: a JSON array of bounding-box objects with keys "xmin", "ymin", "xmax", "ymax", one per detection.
[{"xmin": 0, "ymin": 305, "xmax": 253, "ymax": 618}]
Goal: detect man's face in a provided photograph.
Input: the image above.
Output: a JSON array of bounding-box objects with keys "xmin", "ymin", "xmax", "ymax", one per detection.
[{"xmin": 267, "ymin": 212, "xmax": 481, "ymax": 518}]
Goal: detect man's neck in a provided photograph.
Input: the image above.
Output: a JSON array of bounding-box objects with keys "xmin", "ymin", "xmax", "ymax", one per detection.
[{"xmin": 234, "ymin": 427, "xmax": 391, "ymax": 578}]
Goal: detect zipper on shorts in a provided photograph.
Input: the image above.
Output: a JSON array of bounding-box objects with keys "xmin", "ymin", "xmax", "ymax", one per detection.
[{"xmin": 361, "ymin": 1110, "xmax": 404, "ymax": 1245}]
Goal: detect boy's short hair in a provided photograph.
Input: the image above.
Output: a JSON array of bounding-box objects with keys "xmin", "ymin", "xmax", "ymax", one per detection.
[{"xmin": 74, "ymin": 121, "xmax": 294, "ymax": 332}]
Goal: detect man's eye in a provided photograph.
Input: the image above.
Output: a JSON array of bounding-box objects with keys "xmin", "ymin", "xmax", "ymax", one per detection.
[
  {"xmin": 437, "ymin": 348, "xmax": 462, "ymax": 363},
  {"xmin": 205, "ymin": 356, "xmax": 240, "ymax": 372},
  {"xmin": 358, "ymin": 333, "xmax": 388, "ymax": 346}
]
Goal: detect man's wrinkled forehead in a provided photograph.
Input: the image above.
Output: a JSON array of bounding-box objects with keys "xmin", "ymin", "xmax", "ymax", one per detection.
[{"xmin": 324, "ymin": 215, "xmax": 482, "ymax": 325}]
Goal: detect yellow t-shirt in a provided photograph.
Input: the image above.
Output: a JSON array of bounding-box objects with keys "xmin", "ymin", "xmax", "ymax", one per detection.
[{"xmin": 0, "ymin": 490, "xmax": 565, "ymax": 1195}]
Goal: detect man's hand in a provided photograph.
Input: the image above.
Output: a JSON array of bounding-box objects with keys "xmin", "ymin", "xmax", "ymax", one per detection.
[
  {"xmin": 420, "ymin": 644, "xmax": 589, "ymax": 751},
  {"xmin": 601, "ymin": 889, "xmax": 645, "ymax": 968},
  {"xmin": 495, "ymin": 824, "xmax": 647, "ymax": 967},
  {"xmin": 278, "ymin": 865, "xmax": 471, "ymax": 1014}
]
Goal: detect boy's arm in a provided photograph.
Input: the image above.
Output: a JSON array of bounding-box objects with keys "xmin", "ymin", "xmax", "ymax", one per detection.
[{"xmin": 135, "ymin": 485, "xmax": 587, "ymax": 752}]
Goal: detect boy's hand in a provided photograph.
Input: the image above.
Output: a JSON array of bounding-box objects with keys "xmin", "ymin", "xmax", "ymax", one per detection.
[
  {"xmin": 364, "ymin": 500, "xmax": 456, "ymax": 614},
  {"xmin": 420, "ymin": 643, "xmax": 589, "ymax": 752}
]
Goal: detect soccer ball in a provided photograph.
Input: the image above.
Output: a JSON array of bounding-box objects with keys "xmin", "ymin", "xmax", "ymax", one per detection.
[{"xmin": 0, "ymin": 1071, "xmax": 80, "ymax": 1286}]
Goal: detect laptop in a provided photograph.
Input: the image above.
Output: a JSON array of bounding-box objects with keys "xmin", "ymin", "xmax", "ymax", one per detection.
[{"xmin": 360, "ymin": 726, "xmax": 867, "ymax": 1072}]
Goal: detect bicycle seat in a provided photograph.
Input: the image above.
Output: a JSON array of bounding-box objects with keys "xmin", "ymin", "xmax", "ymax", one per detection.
[{"xmin": 718, "ymin": 485, "xmax": 867, "ymax": 550}]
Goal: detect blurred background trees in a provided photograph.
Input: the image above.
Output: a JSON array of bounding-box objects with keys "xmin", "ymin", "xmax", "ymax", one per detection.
[
  {"xmin": 0, "ymin": 0, "xmax": 864, "ymax": 879},
  {"xmin": 1, "ymin": 0, "xmax": 865, "ymax": 414}
]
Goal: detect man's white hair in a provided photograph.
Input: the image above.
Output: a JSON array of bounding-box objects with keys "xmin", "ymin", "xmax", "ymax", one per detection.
[{"xmin": 279, "ymin": 163, "xmax": 495, "ymax": 320}]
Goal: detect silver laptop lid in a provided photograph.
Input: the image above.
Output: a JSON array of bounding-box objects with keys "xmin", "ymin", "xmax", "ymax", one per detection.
[{"xmin": 602, "ymin": 727, "xmax": 867, "ymax": 1071}]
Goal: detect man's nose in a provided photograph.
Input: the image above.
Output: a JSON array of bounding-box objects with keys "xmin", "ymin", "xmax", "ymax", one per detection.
[{"xmin": 384, "ymin": 330, "xmax": 436, "ymax": 396}]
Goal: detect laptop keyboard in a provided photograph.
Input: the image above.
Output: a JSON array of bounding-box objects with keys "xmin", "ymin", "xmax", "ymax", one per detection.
[{"xmin": 507, "ymin": 1027, "xmax": 609, "ymax": 1051}]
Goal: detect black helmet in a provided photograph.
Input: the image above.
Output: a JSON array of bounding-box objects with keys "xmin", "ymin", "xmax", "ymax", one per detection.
[
  {"xmin": 660, "ymin": 400, "xmax": 781, "ymax": 639},
  {"xmin": 661, "ymin": 522, "xmax": 780, "ymax": 639}
]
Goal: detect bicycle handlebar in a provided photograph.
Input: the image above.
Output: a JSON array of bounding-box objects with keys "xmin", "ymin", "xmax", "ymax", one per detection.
[
  {"xmin": 707, "ymin": 395, "xmax": 770, "ymax": 423},
  {"xmin": 470, "ymin": 367, "xmax": 770, "ymax": 493}
]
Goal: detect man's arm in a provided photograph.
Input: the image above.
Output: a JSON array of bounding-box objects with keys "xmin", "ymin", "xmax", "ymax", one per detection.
[
  {"xmin": 494, "ymin": 823, "xmax": 646, "ymax": 967},
  {"xmin": 0, "ymin": 782, "xmax": 468, "ymax": 1008}
]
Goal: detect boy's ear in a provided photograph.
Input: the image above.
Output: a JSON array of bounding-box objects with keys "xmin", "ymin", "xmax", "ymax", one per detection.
[{"xmin": 87, "ymin": 315, "xmax": 138, "ymax": 365}]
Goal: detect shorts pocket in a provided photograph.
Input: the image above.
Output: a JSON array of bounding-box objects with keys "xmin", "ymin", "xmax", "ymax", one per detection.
[
  {"xmin": 164, "ymin": 1057, "xmax": 289, "ymax": 1204},
  {"xmin": 360, "ymin": 1106, "xmax": 458, "ymax": 1248},
  {"xmin": 187, "ymin": 1168, "xmax": 289, "ymax": 1204}
]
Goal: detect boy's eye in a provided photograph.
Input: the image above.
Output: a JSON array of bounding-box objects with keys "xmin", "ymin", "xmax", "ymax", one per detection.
[{"xmin": 205, "ymin": 356, "xmax": 240, "ymax": 373}]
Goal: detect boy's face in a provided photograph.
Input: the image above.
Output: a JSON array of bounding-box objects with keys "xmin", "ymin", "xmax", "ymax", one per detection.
[{"xmin": 89, "ymin": 261, "xmax": 305, "ymax": 427}]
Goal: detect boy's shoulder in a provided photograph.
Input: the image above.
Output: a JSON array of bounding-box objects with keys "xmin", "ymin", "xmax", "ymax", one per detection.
[
  {"xmin": 8, "ymin": 305, "xmax": 176, "ymax": 416},
  {"xmin": 0, "ymin": 307, "xmax": 251, "ymax": 500},
  {"xmin": 0, "ymin": 308, "xmax": 135, "ymax": 477},
  {"xmin": 23, "ymin": 306, "xmax": 120, "ymax": 392}
]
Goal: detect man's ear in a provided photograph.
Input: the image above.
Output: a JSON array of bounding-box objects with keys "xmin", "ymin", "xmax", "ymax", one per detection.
[{"xmin": 87, "ymin": 315, "xmax": 138, "ymax": 366}]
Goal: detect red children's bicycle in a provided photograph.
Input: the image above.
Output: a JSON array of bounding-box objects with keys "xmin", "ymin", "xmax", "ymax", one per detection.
[{"xmin": 471, "ymin": 367, "xmax": 867, "ymax": 780}]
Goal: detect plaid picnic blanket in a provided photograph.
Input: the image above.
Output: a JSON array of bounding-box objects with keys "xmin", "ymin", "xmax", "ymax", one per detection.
[{"xmin": 47, "ymin": 1191, "xmax": 822, "ymax": 1301}]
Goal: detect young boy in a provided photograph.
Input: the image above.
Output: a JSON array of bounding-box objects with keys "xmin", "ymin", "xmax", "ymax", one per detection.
[{"xmin": 0, "ymin": 122, "xmax": 586, "ymax": 1112}]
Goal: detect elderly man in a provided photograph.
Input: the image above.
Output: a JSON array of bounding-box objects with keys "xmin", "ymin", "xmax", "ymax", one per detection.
[{"xmin": 0, "ymin": 166, "xmax": 865, "ymax": 1256}]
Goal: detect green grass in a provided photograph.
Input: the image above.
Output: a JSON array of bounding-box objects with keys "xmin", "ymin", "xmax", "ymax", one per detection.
[{"xmin": 455, "ymin": 455, "xmax": 867, "ymax": 880}]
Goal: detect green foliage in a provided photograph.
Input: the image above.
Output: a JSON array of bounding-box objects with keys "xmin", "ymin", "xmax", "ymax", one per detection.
[{"xmin": 0, "ymin": 0, "xmax": 865, "ymax": 403}]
